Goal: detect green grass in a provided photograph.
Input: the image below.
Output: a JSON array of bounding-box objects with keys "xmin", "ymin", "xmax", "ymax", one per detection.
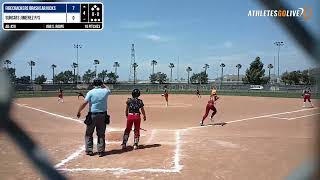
[{"xmin": 14, "ymin": 90, "xmax": 320, "ymax": 99}]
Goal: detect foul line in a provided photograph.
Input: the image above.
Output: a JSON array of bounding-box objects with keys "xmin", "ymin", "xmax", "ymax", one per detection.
[
  {"xmin": 287, "ymin": 113, "xmax": 320, "ymax": 120},
  {"xmin": 225, "ymin": 107, "xmax": 319, "ymax": 124},
  {"xmin": 15, "ymin": 103, "xmax": 123, "ymax": 132}
]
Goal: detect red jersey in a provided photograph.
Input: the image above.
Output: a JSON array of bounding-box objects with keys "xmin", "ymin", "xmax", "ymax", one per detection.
[{"xmin": 208, "ymin": 96, "xmax": 218, "ymax": 106}]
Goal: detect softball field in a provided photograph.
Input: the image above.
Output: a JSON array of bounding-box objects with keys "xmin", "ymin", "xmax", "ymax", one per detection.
[{"xmin": 1, "ymin": 94, "xmax": 319, "ymax": 180}]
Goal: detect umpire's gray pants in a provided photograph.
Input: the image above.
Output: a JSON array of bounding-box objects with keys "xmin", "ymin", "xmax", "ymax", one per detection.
[{"xmin": 85, "ymin": 113, "xmax": 106, "ymax": 153}]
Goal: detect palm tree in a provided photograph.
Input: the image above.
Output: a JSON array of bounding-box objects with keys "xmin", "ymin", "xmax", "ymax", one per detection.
[
  {"xmin": 28, "ymin": 60, "xmax": 36, "ymax": 83},
  {"xmin": 113, "ymin": 61, "xmax": 120, "ymax": 76},
  {"xmin": 186, "ymin": 67, "xmax": 192, "ymax": 84},
  {"xmin": 236, "ymin": 64, "xmax": 242, "ymax": 82},
  {"xmin": 203, "ymin": 64, "xmax": 209, "ymax": 75},
  {"xmin": 151, "ymin": 60, "xmax": 157, "ymax": 74},
  {"xmin": 267, "ymin": 63, "xmax": 274, "ymax": 84},
  {"xmin": 93, "ymin": 59, "xmax": 100, "ymax": 77},
  {"xmin": 169, "ymin": 63, "xmax": 175, "ymax": 82},
  {"xmin": 72, "ymin": 62, "xmax": 78, "ymax": 83},
  {"xmin": 220, "ymin": 63, "xmax": 225, "ymax": 83},
  {"xmin": 133, "ymin": 62, "xmax": 138, "ymax": 84},
  {"xmin": 4, "ymin": 59, "xmax": 11, "ymax": 69},
  {"xmin": 51, "ymin": 64, "xmax": 57, "ymax": 84}
]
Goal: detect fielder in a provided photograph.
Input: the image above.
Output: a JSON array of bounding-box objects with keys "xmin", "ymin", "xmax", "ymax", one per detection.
[
  {"xmin": 76, "ymin": 91, "xmax": 85, "ymax": 99},
  {"xmin": 302, "ymin": 87, "xmax": 314, "ymax": 108},
  {"xmin": 163, "ymin": 88, "xmax": 169, "ymax": 107},
  {"xmin": 196, "ymin": 88, "xmax": 201, "ymax": 98},
  {"xmin": 58, "ymin": 87, "xmax": 64, "ymax": 103},
  {"xmin": 122, "ymin": 89, "xmax": 147, "ymax": 150}
]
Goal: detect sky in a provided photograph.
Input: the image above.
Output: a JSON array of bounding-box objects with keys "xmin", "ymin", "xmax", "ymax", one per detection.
[{"xmin": 0, "ymin": 0, "xmax": 318, "ymax": 81}]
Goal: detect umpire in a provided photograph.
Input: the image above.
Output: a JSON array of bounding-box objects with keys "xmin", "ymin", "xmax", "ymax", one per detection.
[{"xmin": 76, "ymin": 78, "xmax": 111, "ymax": 157}]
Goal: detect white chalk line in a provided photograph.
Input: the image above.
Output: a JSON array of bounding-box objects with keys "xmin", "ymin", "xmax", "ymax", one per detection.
[
  {"xmin": 57, "ymin": 130, "xmax": 182, "ymax": 175},
  {"xmin": 287, "ymin": 113, "xmax": 320, "ymax": 120},
  {"xmin": 55, "ymin": 145, "xmax": 85, "ymax": 168},
  {"xmin": 271, "ymin": 117, "xmax": 291, "ymax": 120},
  {"xmin": 15, "ymin": 103, "xmax": 123, "ymax": 132},
  {"xmin": 225, "ymin": 107, "xmax": 319, "ymax": 124},
  {"xmin": 147, "ymin": 129, "xmax": 156, "ymax": 144}
]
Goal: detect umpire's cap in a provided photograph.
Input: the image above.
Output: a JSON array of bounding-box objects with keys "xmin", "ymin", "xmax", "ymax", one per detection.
[
  {"xmin": 93, "ymin": 78, "xmax": 103, "ymax": 86},
  {"xmin": 132, "ymin": 89, "xmax": 141, "ymax": 98}
]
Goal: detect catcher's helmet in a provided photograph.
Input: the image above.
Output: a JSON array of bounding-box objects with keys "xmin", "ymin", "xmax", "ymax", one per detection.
[
  {"xmin": 132, "ymin": 89, "xmax": 141, "ymax": 98},
  {"xmin": 93, "ymin": 78, "xmax": 103, "ymax": 86}
]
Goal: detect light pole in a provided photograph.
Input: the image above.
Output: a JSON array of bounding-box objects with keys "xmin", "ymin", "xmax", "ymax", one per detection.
[
  {"xmin": 74, "ymin": 44, "xmax": 82, "ymax": 83},
  {"xmin": 274, "ymin": 41, "xmax": 284, "ymax": 82}
]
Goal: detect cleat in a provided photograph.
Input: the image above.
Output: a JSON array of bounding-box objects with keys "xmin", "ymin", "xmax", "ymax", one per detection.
[
  {"xmin": 121, "ymin": 144, "xmax": 126, "ymax": 150},
  {"xmin": 200, "ymin": 122, "xmax": 204, "ymax": 126},
  {"xmin": 86, "ymin": 151, "xmax": 94, "ymax": 156},
  {"xmin": 133, "ymin": 144, "xmax": 138, "ymax": 150},
  {"xmin": 98, "ymin": 152, "xmax": 104, "ymax": 157}
]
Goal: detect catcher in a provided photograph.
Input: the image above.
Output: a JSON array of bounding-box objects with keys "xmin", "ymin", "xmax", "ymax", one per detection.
[{"xmin": 121, "ymin": 89, "xmax": 147, "ymax": 150}]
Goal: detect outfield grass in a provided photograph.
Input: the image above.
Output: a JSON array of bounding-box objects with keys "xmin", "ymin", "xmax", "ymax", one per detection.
[{"xmin": 14, "ymin": 90, "xmax": 320, "ymax": 99}]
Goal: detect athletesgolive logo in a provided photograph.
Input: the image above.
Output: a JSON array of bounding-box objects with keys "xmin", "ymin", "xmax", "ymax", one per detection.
[{"xmin": 248, "ymin": 5, "xmax": 312, "ymax": 21}]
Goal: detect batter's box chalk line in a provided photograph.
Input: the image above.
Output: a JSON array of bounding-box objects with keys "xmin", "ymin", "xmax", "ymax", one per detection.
[{"xmin": 54, "ymin": 130, "xmax": 183, "ymax": 175}]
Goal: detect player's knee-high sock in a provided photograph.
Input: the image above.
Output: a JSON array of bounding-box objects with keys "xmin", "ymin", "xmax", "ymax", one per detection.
[{"xmin": 122, "ymin": 134, "xmax": 129, "ymax": 145}]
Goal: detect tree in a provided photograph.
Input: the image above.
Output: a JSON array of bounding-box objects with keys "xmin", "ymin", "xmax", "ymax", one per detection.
[
  {"xmin": 3, "ymin": 67, "xmax": 16, "ymax": 83},
  {"xmin": 93, "ymin": 59, "xmax": 100, "ymax": 77},
  {"xmin": 113, "ymin": 62, "xmax": 120, "ymax": 76},
  {"xmin": 151, "ymin": 60, "xmax": 157, "ymax": 75},
  {"xmin": 82, "ymin": 69, "xmax": 95, "ymax": 84},
  {"xmin": 28, "ymin": 60, "xmax": 36, "ymax": 83},
  {"xmin": 51, "ymin": 64, "xmax": 57, "ymax": 84},
  {"xmin": 133, "ymin": 62, "xmax": 138, "ymax": 84},
  {"xmin": 71, "ymin": 62, "xmax": 78, "ymax": 83},
  {"xmin": 186, "ymin": 67, "xmax": 192, "ymax": 84},
  {"xmin": 157, "ymin": 72, "xmax": 167, "ymax": 84},
  {"xmin": 169, "ymin": 63, "xmax": 175, "ymax": 82},
  {"xmin": 281, "ymin": 71, "xmax": 290, "ymax": 85},
  {"xmin": 98, "ymin": 70, "xmax": 108, "ymax": 82},
  {"xmin": 203, "ymin": 64, "xmax": 209, "ymax": 75},
  {"xmin": 267, "ymin": 64, "xmax": 274, "ymax": 84},
  {"xmin": 34, "ymin": 74, "xmax": 47, "ymax": 84},
  {"xmin": 243, "ymin": 57, "xmax": 266, "ymax": 85},
  {"xmin": 106, "ymin": 72, "xmax": 119, "ymax": 84},
  {"xmin": 149, "ymin": 72, "xmax": 167, "ymax": 84},
  {"xmin": 149, "ymin": 73, "xmax": 157, "ymax": 83},
  {"xmin": 4, "ymin": 59, "xmax": 11, "ymax": 69},
  {"xmin": 190, "ymin": 72, "xmax": 208, "ymax": 84},
  {"xmin": 55, "ymin": 70, "xmax": 74, "ymax": 83},
  {"xmin": 16, "ymin": 76, "xmax": 30, "ymax": 84},
  {"xmin": 236, "ymin": 64, "xmax": 242, "ymax": 82}
]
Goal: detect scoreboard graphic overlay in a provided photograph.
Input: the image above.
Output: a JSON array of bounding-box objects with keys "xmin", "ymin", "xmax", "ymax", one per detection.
[{"xmin": 2, "ymin": 2, "xmax": 103, "ymax": 30}]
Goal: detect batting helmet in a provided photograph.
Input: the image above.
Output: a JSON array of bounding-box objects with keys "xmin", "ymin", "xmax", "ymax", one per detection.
[
  {"xmin": 93, "ymin": 78, "xmax": 103, "ymax": 86},
  {"xmin": 132, "ymin": 89, "xmax": 141, "ymax": 98}
]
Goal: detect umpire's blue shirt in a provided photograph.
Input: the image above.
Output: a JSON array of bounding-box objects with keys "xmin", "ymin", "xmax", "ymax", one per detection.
[{"xmin": 85, "ymin": 87, "xmax": 111, "ymax": 113}]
